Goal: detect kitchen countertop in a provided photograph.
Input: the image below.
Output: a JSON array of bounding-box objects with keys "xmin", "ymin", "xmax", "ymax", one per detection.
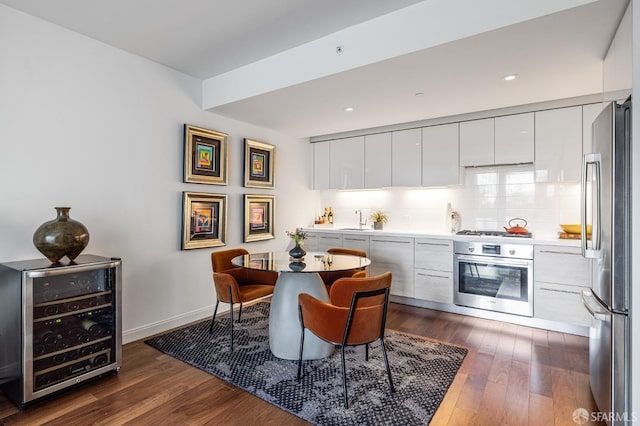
[{"xmin": 301, "ymin": 226, "xmax": 582, "ymax": 247}]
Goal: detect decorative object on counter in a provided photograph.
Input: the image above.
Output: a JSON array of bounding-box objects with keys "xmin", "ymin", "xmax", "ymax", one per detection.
[
  {"xmin": 181, "ymin": 192, "xmax": 227, "ymax": 250},
  {"xmin": 244, "ymin": 138, "xmax": 275, "ymax": 188},
  {"xmin": 244, "ymin": 194, "xmax": 276, "ymax": 242},
  {"xmin": 447, "ymin": 203, "xmax": 461, "ymax": 234},
  {"xmin": 558, "ymin": 223, "xmax": 592, "ymax": 239},
  {"xmin": 369, "ymin": 210, "xmax": 388, "ymax": 230},
  {"xmin": 183, "ymin": 124, "xmax": 228, "ymax": 185},
  {"xmin": 327, "ymin": 207, "xmax": 333, "ymax": 224},
  {"xmin": 286, "ymin": 227, "xmax": 307, "ymax": 259},
  {"xmin": 504, "ymin": 218, "xmax": 529, "ymax": 235},
  {"xmin": 33, "ymin": 207, "xmax": 90, "ymax": 263}
]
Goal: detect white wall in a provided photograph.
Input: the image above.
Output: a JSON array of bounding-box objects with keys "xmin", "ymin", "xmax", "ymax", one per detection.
[{"xmin": 0, "ymin": 5, "xmax": 319, "ymax": 343}]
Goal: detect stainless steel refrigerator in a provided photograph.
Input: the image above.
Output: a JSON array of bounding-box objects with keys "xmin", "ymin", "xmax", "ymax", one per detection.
[{"xmin": 581, "ymin": 98, "xmax": 631, "ymax": 424}]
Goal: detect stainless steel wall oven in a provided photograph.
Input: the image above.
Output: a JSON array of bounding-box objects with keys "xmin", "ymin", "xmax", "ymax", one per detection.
[{"xmin": 454, "ymin": 241, "xmax": 533, "ymax": 317}]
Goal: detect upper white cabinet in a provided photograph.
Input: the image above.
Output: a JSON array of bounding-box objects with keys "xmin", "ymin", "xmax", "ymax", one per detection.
[
  {"xmin": 460, "ymin": 113, "xmax": 534, "ymax": 167},
  {"xmin": 603, "ymin": 3, "xmax": 632, "ymax": 94},
  {"xmin": 582, "ymin": 103, "xmax": 607, "ymax": 155},
  {"xmin": 459, "ymin": 118, "xmax": 494, "ymax": 167},
  {"xmin": 494, "ymin": 113, "xmax": 534, "ymax": 164},
  {"xmin": 330, "ymin": 136, "xmax": 364, "ymax": 189},
  {"xmin": 422, "ymin": 123, "xmax": 460, "ymax": 186},
  {"xmin": 312, "ymin": 141, "xmax": 330, "ymax": 190},
  {"xmin": 535, "ymin": 106, "xmax": 582, "ymax": 182},
  {"xmin": 391, "ymin": 128, "xmax": 422, "ymax": 186},
  {"xmin": 365, "ymin": 133, "xmax": 392, "ymax": 188}
]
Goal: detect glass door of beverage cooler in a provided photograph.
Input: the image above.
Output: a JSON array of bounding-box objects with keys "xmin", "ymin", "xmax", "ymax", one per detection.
[{"xmin": 24, "ymin": 259, "xmax": 121, "ymax": 402}]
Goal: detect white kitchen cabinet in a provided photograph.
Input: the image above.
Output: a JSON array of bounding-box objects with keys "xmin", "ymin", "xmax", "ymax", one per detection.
[
  {"xmin": 303, "ymin": 232, "xmax": 319, "ymax": 251},
  {"xmin": 459, "ymin": 118, "xmax": 494, "ymax": 167},
  {"xmin": 342, "ymin": 233, "xmax": 370, "ymax": 255},
  {"xmin": 533, "ymin": 245, "xmax": 592, "ymax": 326},
  {"xmin": 364, "ymin": 133, "xmax": 391, "ymax": 188},
  {"xmin": 422, "ymin": 123, "xmax": 460, "ymax": 186},
  {"xmin": 534, "ymin": 106, "xmax": 582, "ymax": 182},
  {"xmin": 582, "ymin": 103, "xmax": 607, "ymax": 154},
  {"xmin": 603, "ymin": 3, "xmax": 632, "ymax": 94},
  {"xmin": 315, "ymin": 233, "xmax": 343, "ymax": 252},
  {"xmin": 369, "ymin": 236, "xmax": 414, "ymax": 298},
  {"xmin": 414, "ymin": 239, "xmax": 453, "ymax": 304},
  {"xmin": 391, "ymin": 128, "xmax": 422, "ymax": 186},
  {"xmin": 312, "ymin": 141, "xmax": 330, "ymax": 190},
  {"xmin": 330, "ymin": 136, "xmax": 364, "ymax": 189},
  {"xmin": 494, "ymin": 112, "xmax": 534, "ymax": 164}
]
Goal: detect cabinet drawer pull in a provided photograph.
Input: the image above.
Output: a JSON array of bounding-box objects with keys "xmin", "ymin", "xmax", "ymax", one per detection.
[
  {"xmin": 538, "ymin": 250, "xmax": 581, "ymax": 256},
  {"xmin": 371, "ymin": 239, "xmax": 411, "ymax": 244},
  {"xmin": 417, "ymin": 273, "xmax": 449, "ymax": 279},
  {"xmin": 319, "ymin": 236, "xmax": 340, "ymax": 240},
  {"xmin": 344, "ymin": 237, "xmax": 366, "ymax": 242},
  {"xmin": 417, "ymin": 242, "xmax": 450, "ymax": 247},
  {"xmin": 539, "ymin": 287, "xmax": 581, "ymax": 295}
]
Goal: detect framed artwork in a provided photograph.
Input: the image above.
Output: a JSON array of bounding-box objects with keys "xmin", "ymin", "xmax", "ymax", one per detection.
[
  {"xmin": 184, "ymin": 125, "xmax": 228, "ymax": 185},
  {"xmin": 244, "ymin": 194, "xmax": 275, "ymax": 242},
  {"xmin": 181, "ymin": 192, "xmax": 227, "ymax": 250},
  {"xmin": 244, "ymin": 139, "xmax": 275, "ymax": 188}
]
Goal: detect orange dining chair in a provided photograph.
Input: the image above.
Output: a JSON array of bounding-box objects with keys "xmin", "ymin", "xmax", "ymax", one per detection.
[
  {"xmin": 297, "ymin": 272, "xmax": 395, "ymax": 408},
  {"xmin": 210, "ymin": 248, "xmax": 278, "ymax": 350},
  {"xmin": 319, "ymin": 247, "xmax": 368, "ymax": 292}
]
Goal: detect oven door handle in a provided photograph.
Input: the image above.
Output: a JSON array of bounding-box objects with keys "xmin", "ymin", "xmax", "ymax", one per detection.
[{"xmin": 455, "ymin": 254, "xmax": 532, "ymax": 268}]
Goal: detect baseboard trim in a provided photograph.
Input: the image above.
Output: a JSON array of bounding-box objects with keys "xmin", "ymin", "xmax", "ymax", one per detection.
[{"xmin": 123, "ymin": 304, "xmax": 222, "ymax": 344}]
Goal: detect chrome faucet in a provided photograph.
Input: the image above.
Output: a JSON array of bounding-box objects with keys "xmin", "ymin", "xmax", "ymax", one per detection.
[{"xmin": 355, "ymin": 210, "xmax": 367, "ymax": 229}]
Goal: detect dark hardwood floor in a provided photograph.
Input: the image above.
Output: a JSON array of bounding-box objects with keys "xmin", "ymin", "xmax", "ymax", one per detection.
[{"xmin": 0, "ymin": 302, "xmax": 603, "ymax": 425}]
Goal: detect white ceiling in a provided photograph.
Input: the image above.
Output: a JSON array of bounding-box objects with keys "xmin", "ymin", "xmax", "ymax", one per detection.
[{"xmin": 0, "ymin": 0, "xmax": 629, "ymax": 138}]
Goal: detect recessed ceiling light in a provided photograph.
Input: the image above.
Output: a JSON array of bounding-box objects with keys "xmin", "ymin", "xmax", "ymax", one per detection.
[
  {"xmin": 344, "ymin": 107, "xmax": 354, "ymax": 112},
  {"xmin": 502, "ymin": 74, "xmax": 519, "ymax": 81},
  {"xmin": 414, "ymin": 92, "xmax": 424, "ymax": 97}
]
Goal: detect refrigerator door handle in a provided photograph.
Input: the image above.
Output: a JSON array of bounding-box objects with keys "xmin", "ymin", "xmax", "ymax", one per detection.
[
  {"xmin": 582, "ymin": 291, "xmax": 609, "ymax": 321},
  {"xmin": 582, "ymin": 153, "xmax": 601, "ymax": 258}
]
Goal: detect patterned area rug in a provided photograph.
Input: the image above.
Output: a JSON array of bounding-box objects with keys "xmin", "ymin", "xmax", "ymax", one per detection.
[{"xmin": 145, "ymin": 302, "xmax": 467, "ymax": 425}]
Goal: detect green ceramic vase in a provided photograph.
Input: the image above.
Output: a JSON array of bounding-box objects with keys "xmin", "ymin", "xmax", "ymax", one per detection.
[{"xmin": 33, "ymin": 207, "xmax": 90, "ymax": 263}]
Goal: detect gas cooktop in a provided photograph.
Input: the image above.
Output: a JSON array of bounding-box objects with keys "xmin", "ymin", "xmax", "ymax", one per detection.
[{"xmin": 456, "ymin": 230, "xmax": 533, "ymax": 238}]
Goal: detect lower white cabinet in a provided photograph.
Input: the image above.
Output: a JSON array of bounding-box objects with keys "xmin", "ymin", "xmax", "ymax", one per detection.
[
  {"xmin": 534, "ymin": 282, "xmax": 590, "ymax": 327},
  {"xmin": 414, "ymin": 238, "xmax": 454, "ymax": 304},
  {"xmin": 315, "ymin": 233, "xmax": 343, "ymax": 252},
  {"xmin": 533, "ymin": 245, "xmax": 592, "ymax": 326},
  {"xmin": 342, "ymin": 234, "xmax": 370, "ymax": 254},
  {"xmin": 414, "ymin": 270, "xmax": 454, "ymax": 304},
  {"xmin": 369, "ymin": 236, "xmax": 414, "ymax": 297}
]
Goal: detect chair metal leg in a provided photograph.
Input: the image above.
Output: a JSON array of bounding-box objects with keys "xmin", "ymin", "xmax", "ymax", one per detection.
[
  {"xmin": 238, "ymin": 302, "xmax": 243, "ymax": 321},
  {"xmin": 380, "ymin": 338, "xmax": 395, "ymax": 393},
  {"xmin": 297, "ymin": 306, "xmax": 305, "ymax": 379},
  {"xmin": 341, "ymin": 345, "xmax": 349, "ymax": 408},
  {"xmin": 209, "ymin": 300, "xmax": 219, "ymax": 334},
  {"xmin": 228, "ymin": 287, "xmax": 234, "ymax": 352},
  {"xmin": 365, "ymin": 343, "xmax": 369, "ymax": 361}
]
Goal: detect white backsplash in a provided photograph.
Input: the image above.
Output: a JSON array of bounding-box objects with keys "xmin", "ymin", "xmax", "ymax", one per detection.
[{"xmin": 315, "ymin": 164, "xmax": 580, "ymax": 239}]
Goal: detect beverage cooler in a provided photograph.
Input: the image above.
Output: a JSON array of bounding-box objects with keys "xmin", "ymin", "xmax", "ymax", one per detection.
[{"xmin": 0, "ymin": 255, "xmax": 122, "ymax": 408}]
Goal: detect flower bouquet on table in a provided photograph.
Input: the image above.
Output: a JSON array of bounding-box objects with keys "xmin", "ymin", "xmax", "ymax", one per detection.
[{"xmin": 286, "ymin": 227, "xmax": 307, "ymax": 259}]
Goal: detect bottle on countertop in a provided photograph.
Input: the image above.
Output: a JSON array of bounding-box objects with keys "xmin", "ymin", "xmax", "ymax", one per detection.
[
  {"xmin": 328, "ymin": 207, "xmax": 334, "ymax": 224},
  {"xmin": 322, "ymin": 208, "xmax": 328, "ymax": 223}
]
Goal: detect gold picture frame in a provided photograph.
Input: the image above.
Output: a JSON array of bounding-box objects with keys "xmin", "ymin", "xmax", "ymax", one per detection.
[
  {"xmin": 244, "ymin": 194, "xmax": 275, "ymax": 242},
  {"xmin": 184, "ymin": 125, "xmax": 228, "ymax": 185},
  {"xmin": 244, "ymin": 139, "xmax": 275, "ymax": 188},
  {"xmin": 182, "ymin": 192, "xmax": 227, "ymax": 250}
]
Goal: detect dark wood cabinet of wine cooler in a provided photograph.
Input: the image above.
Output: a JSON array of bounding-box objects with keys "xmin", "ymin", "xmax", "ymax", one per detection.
[{"xmin": 0, "ymin": 254, "xmax": 122, "ymax": 408}]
